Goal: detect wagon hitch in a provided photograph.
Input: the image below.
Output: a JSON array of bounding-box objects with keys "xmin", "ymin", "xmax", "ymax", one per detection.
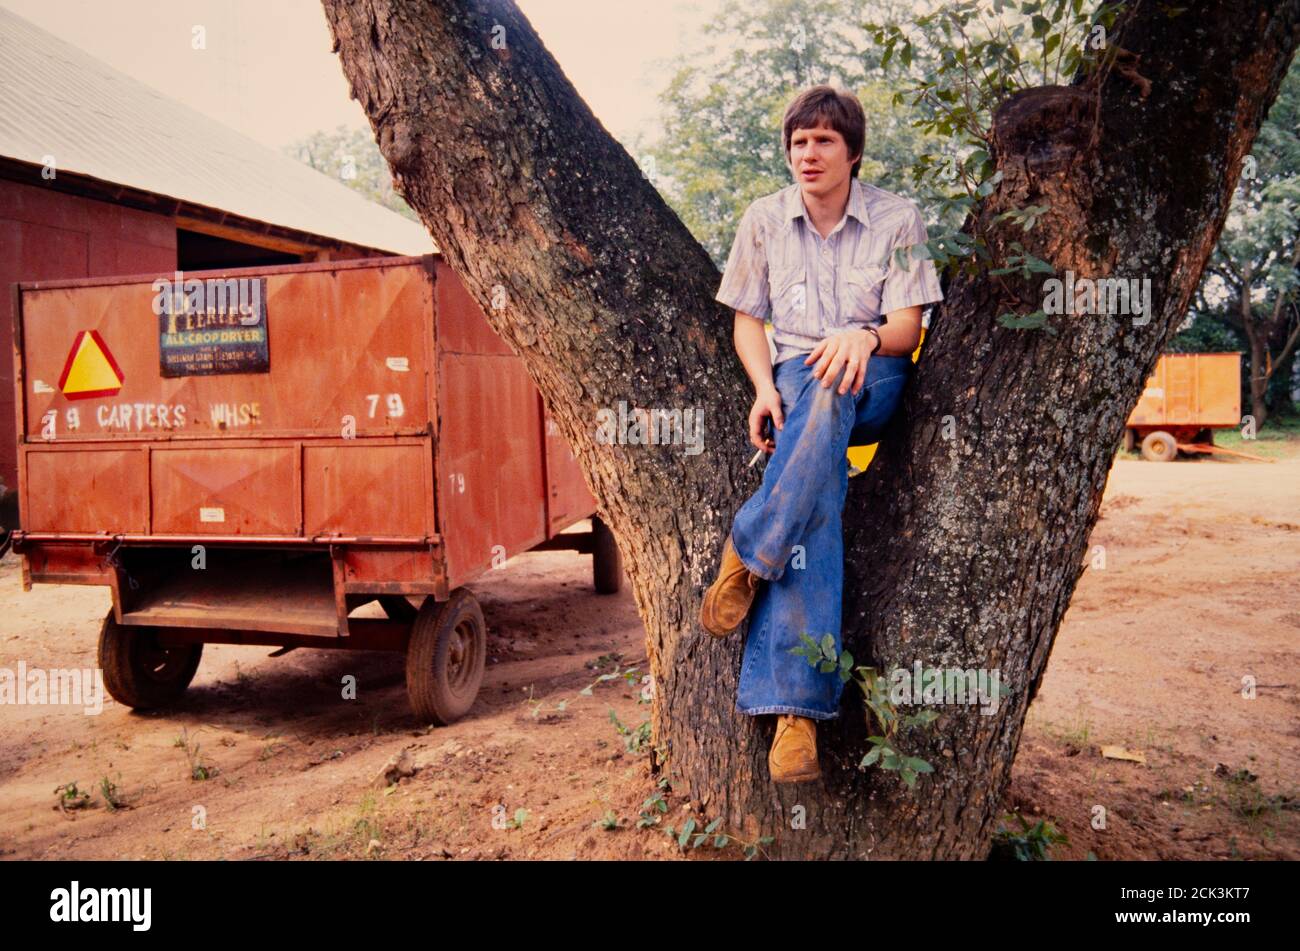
[{"xmin": 99, "ymin": 536, "xmax": 140, "ymax": 591}]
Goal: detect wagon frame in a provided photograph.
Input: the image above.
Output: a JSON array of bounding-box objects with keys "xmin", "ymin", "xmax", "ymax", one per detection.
[{"xmin": 10, "ymin": 254, "xmax": 621, "ymax": 722}]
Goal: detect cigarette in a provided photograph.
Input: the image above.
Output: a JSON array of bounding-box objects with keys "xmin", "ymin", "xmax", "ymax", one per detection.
[{"xmin": 747, "ymin": 447, "xmax": 764, "ymax": 467}]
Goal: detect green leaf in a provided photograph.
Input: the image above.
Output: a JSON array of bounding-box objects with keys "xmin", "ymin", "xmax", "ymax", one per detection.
[
  {"xmin": 1022, "ymin": 253, "xmax": 1056, "ymax": 274},
  {"xmin": 997, "ymin": 310, "xmax": 1051, "ymax": 331},
  {"xmin": 861, "ymin": 747, "xmax": 882, "ymax": 767},
  {"xmin": 820, "ymin": 634, "xmax": 836, "ymax": 658},
  {"xmin": 677, "ymin": 818, "xmax": 696, "ymax": 847}
]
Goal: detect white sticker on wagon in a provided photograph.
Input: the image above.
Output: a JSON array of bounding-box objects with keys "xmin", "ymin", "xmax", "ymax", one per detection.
[
  {"xmin": 386, "ymin": 356, "xmax": 410, "ymax": 372},
  {"xmin": 33, "ymin": 379, "xmax": 54, "ymax": 394},
  {"xmin": 199, "ymin": 507, "xmax": 226, "ymax": 523}
]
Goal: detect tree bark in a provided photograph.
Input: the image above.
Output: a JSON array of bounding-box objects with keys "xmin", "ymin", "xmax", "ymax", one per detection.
[
  {"xmin": 1241, "ymin": 270, "xmax": 1270, "ymax": 426},
  {"xmin": 320, "ymin": 0, "xmax": 1300, "ymax": 858}
]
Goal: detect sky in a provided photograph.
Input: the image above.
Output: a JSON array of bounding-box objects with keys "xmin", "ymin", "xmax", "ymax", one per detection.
[{"xmin": 0, "ymin": 0, "xmax": 720, "ymax": 151}]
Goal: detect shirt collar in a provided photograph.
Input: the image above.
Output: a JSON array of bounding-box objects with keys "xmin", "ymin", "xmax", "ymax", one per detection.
[{"xmin": 784, "ymin": 178, "xmax": 871, "ymax": 232}]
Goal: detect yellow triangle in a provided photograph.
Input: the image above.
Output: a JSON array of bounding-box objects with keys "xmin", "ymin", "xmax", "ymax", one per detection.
[{"xmin": 62, "ymin": 333, "xmax": 122, "ymax": 395}]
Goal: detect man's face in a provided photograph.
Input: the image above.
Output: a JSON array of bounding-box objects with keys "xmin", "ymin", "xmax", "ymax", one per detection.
[{"xmin": 788, "ymin": 120, "xmax": 858, "ymax": 199}]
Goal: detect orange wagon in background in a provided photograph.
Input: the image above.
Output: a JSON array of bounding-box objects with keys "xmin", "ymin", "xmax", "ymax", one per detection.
[
  {"xmin": 1123, "ymin": 352, "xmax": 1245, "ymax": 461},
  {"xmin": 10, "ymin": 255, "xmax": 621, "ymax": 724}
]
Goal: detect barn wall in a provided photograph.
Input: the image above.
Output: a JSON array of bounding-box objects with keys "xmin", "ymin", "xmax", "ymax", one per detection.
[{"xmin": 0, "ymin": 178, "xmax": 176, "ymax": 508}]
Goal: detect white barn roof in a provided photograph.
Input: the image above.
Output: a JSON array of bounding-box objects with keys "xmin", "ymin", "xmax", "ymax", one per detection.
[{"xmin": 0, "ymin": 6, "xmax": 434, "ymax": 256}]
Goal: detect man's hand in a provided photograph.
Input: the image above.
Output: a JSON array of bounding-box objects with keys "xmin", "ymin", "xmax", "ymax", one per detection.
[
  {"xmin": 749, "ymin": 386, "xmax": 784, "ymax": 454},
  {"xmin": 805, "ymin": 328, "xmax": 877, "ymax": 396}
]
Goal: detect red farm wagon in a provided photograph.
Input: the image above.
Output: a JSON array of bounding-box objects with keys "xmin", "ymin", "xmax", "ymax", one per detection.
[{"xmin": 8, "ymin": 254, "xmax": 621, "ymax": 723}]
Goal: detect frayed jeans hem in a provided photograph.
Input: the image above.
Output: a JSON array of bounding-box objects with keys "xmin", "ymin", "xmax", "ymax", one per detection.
[
  {"xmin": 729, "ymin": 530, "xmax": 782, "ymax": 582},
  {"xmin": 738, "ymin": 704, "xmax": 838, "ymax": 721}
]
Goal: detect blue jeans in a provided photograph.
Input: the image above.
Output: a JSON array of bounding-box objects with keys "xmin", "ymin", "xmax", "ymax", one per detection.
[{"xmin": 730, "ymin": 353, "xmax": 912, "ymax": 720}]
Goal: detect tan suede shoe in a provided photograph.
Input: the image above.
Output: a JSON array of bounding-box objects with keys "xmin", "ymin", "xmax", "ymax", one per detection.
[
  {"xmin": 769, "ymin": 714, "xmax": 821, "ymax": 783},
  {"xmin": 699, "ymin": 536, "xmax": 761, "ymax": 637}
]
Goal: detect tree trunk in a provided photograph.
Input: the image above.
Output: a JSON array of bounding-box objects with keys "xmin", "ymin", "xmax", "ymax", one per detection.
[
  {"xmin": 1241, "ymin": 275, "xmax": 1271, "ymax": 427},
  {"xmin": 320, "ymin": 0, "xmax": 1300, "ymax": 858},
  {"xmin": 1264, "ymin": 299, "xmax": 1300, "ymax": 417}
]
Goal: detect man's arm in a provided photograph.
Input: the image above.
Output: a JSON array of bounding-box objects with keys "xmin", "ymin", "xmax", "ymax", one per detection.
[
  {"xmin": 874, "ymin": 305, "xmax": 923, "ymax": 355},
  {"xmin": 807, "ymin": 304, "xmax": 925, "ymax": 394},
  {"xmin": 716, "ymin": 204, "xmax": 785, "ymax": 450},
  {"xmin": 735, "ymin": 311, "xmax": 784, "ymax": 450},
  {"xmin": 734, "ymin": 311, "xmax": 776, "ymax": 394},
  {"xmin": 876, "ymin": 202, "xmax": 944, "ymax": 350}
]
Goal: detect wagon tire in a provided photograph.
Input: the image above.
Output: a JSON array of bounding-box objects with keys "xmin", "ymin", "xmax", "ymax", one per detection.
[
  {"xmin": 98, "ymin": 611, "xmax": 203, "ymax": 710},
  {"xmin": 592, "ymin": 514, "xmax": 622, "ymax": 595},
  {"xmin": 1140, "ymin": 430, "xmax": 1178, "ymax": 462},
  {"xmin": 406, "ymin": 589, "xmax": 486, "ymax": 725}
]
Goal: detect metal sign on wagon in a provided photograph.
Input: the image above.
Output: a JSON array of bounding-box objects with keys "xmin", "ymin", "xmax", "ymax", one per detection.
[{"xmin": 153, "ymin": 274, "xmax": 270, "ymax": 377}]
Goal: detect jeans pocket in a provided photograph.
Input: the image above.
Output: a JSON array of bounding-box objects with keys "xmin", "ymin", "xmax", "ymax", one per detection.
[{"xmin": 848, "ymin": 368, "xmax": 908, "ymax": 446}]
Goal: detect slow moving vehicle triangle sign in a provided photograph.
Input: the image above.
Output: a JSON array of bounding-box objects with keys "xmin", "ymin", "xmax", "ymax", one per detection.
[{"xmin": 57, "ymin": 329, "xmax": 124, "ymax": 399}]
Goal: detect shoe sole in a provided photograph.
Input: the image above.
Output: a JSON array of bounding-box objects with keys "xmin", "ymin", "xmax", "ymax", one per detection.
[
  {"xmin": 699, "ymin": 587, "xmax": 744, "ymax": 638},
  {"xmin": 770, "ymin": 766, "xmax": 821, "ymax": 783}
]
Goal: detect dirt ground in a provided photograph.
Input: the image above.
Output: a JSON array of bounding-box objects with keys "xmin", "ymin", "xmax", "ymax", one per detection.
[{"xmin": 1, "ymin": 443, "xmax": 1296, "ymax": 861}]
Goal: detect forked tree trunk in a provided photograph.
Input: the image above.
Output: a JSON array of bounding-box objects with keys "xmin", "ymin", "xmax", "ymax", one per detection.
[{"xmin": 321, "ymin": 0, "xmax": 1300, "ymax": 858}]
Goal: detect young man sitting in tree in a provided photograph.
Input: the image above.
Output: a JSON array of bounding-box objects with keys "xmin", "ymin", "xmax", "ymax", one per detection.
[{"xmin": 703, "ymin": 84, "xmax": 943, "ymax": 783}]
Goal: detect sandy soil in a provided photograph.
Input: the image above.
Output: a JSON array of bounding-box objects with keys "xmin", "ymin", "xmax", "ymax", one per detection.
[{"xmin": 0, "ymin": 445, "xmax": 1296, "ymax": 861}]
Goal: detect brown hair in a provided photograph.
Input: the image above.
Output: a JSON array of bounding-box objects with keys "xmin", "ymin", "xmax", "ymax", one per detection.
[{"xmin": 782, "ymin": 85, "xmax": 866, "ymax": 178}]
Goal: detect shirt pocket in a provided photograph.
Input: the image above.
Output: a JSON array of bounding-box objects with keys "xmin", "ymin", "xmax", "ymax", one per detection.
[
  {"xmin": 767, "ymin": 264, "xmax": 807, "ymax": 329},
  {"xmin": 842, "ymin": 263, "xmax": 888, "ymax": 324}
]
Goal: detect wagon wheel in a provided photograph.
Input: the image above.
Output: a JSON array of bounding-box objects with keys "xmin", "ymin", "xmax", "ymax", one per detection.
[
  {"xmin": 378, "ymin": 595, "xmax": 420, "ymax": 623},
  {"xmin": 405, "ymin": 588, "xmax": 486, "ymax": 725},
  {"xmin": 1140, "ymin": 430, "xmax": 1178, "ymax": 462},
  {"xmin": 1122, "ymin": 428, "xmax": 1136, "ymax": 453},
  {"xmin": 591, "ymin": 514, "xmax": 623, "ymax": 595},
  {"xmin": 98, "ymin": 611, "xmax": 203, "ymax": 710}
]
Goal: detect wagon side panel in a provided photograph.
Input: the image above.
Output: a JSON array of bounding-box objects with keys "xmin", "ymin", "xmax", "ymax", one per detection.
[
  {"xmin": 1195, "ymin": 352, "xmax": 1241, "ymax": 427},
  {"xmin": 17, "ymin": 260, "xmax": 436, "ymax": 543},
  {"xmin": 542, "ymin": 397, "xmax": 597, "ymax": 535},
  {"xmin": 433, "ymin": 260, "xmax": 546, "ymax": 589},
  {"xmin": 1128, "ymin": 355, "xmax": 1170, "ymax": 427}
]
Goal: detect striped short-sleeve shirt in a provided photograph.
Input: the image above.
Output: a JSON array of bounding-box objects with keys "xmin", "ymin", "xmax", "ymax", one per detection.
[{"xmin": 715, "ymin": 177, "xmax": 944, "ymax": 366}]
